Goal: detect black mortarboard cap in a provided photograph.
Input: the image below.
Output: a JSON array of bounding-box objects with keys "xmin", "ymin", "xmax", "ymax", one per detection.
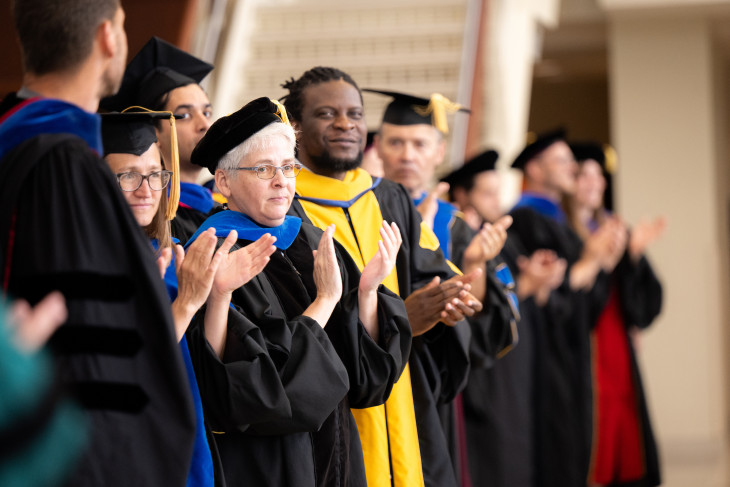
[
  {"xmin": 441, "ymin": 149, "xmax": 499, "ymax": 188},
  {"xmin": 191, "ymin": 97, "xmax": 291, "ymax": 173},
  {"xmin": 363, "ymin": 89, "xmax": 470, "ymax": 134},
  {"xmin": 511, "ymin": 128, "xmax": 567, "ymax": 170},
  {"xmin": 570, "ymin": 141, "xmax": 617, "ymax": 174},
  {"xmin": 101, "ymin": 112, "xmax": 168, "ymax": 156},
  {"xmin": 100, "ymin": 37, "xmax": 214, "ymax": 112}
]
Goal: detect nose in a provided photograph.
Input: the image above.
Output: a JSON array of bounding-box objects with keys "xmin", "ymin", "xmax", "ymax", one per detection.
[
  {"xmin": 271, "ymin": 167, "xmax": 287, "ymax": 186},
  {"xmin": 134, "ymin": 177, "xmax": 154, "ymax": 198},
  {"xmin": 401, "ymin": 141, "xmax": 416, "ymax": 162},
  {"xmin": 194, "ymin": 110, "xmax": 212, "ymax": 132},
  {"xmin": 333, "ymin": 112, "xmax": 354, "ymax": 131}
]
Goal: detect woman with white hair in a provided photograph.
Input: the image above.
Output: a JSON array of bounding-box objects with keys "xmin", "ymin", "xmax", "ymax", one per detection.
[{"xmin": 185, "ymin": 97, "xmax": 411, "ymax": 487}]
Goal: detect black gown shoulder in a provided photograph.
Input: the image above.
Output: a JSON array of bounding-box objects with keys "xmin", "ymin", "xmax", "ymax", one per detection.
[{"xmin": 0, "ymin": 128, "xmax": 195, "ymax": 487}]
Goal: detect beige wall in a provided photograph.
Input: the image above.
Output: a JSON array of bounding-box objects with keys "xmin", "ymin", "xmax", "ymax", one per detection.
[{"xmin": 607, "ymin": 8, "xmax": 729, "ymax": 461}]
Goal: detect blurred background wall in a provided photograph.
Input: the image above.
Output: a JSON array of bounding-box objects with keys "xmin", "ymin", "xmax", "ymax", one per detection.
[{"xmin": 1, "ymin": 0, "xmax": 728, "ymax": 484}]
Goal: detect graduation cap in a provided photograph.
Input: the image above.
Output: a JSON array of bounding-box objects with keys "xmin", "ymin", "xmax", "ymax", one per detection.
[
  {"xmin": 191, "ymin": 97, "xmax": 291, "ymax": 173},
  {"xmin": 101, "ymin": 108, "xmax": 183, "ymax": 220},
  {"xmin": 570, "ymin": 142, "xmax": 617, "ymax": 174},
  {"xmin": 363, "ymin": 89, "xmax": 469, "ymax": 134},
  {"xmin": 511, "ymin": 128, "xmax": 567, "ymax": 170},
  {"xmin": 441, "ymin": 149, "xmax": 499, "ymax": 189},
  {"xmin": 100, "ymin": 37, "xmax": 214, "ymax": 112}
]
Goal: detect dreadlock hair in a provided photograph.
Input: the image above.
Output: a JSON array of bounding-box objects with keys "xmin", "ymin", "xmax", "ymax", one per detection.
[{"xmin": 280, "ymin": 67, "xmax": 362, "ymax": 122}]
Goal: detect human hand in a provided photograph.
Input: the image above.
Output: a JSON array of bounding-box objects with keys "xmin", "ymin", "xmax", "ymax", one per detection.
[
  {"xmin": 360, "ymin": 221, "xmax": 402, "ymax": 294},
  {"xmin": 516, "ymin": 249, "xmax": 566, "ymax": 304},
  {"xmin": 212, "ymin": 231, "xmax": 277, "ymax": 297},
  {"xmin": 462, "ymin": 215, "xmax": 513, "ymax": 265},
  {"xmin": 312, "ymin": 225, "xmax": 343, "ymax": 303},
  {"xmin": 416, "ymin": 182, "xmax": 450, "ymax": 230},
  {"xmin": 404, "ymin": 269, "xmax": 483, "ymax": 335},
  {"xmin": 599, "ymin": 217, "xmax": 628, "ymax": 272},
  {"xmin": 7, "ymin": 291, "xmax": 67, "ymax": 352},
  {"xmin": 629, "ymin": 216, "xmax": 667, "ymax": 261},
  {"xmin": 156, "ymin": 247, "xmax": 173, "ymax": 279}
]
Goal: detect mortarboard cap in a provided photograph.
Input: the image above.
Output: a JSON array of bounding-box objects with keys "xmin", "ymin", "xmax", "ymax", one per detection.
[
  {"xmin": 363, "ymin": 89, "xmax": 469, "ymax": 134},
  {"xmin": 570, "ymin": 141, "xmax": 617, "ymax": 174},
  {"xmin": 100, "ymin": 37, "xmax": 214, "ymax": 112},
  {"xmin": 441, "ymin": 149, "xmax": 499, "ymax": 189},
  {"xmin": 511, "ymin": 128, "xmax": 567, "ymax": 170},
  {"xmin": 191, "ymin": 97, "xmax": 291, "ymax": 173},
  {"xmin": 101, "ymin": 108, "xmax": 183, "ymax": 220}
]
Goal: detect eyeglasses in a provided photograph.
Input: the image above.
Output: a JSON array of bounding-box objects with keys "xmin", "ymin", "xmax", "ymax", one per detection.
[
  {"xmin": 232, "ymin": 163, "xmax": 303, "ymax": 180},
  {"xmin": 115, "ymin": 170, "xmax": 173, "ymax": 192}
]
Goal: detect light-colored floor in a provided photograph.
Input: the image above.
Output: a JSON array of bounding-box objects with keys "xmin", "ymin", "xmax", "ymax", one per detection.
[{"xmin": 659, "ymin": 438, "xmax": 729, "ymax": 487}]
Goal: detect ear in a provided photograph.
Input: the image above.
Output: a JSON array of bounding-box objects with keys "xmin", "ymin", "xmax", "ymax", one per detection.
[
  {"xmin": 97, "ymin": 19, "xmax": 116, "ymax": 58},
  {"xmin": 434, "ymin": 137, "xmax": 446, "ymax": 163},
  {"xmin": 373, "ymin": 133, "xmax": 384, "ymax": 158},
  {"xmin": 215, "ymin": 169, "xmax": 232, "ymax": 200}
]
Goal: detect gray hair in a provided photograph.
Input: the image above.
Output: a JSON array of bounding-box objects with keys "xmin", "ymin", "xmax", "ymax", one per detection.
[{"xmin": 217, "ymin": 122, "xmax": 297, "ymax": 173}]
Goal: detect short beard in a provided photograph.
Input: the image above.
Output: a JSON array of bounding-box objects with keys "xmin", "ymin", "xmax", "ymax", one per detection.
[{"xmin": 309, "ymin": 149, "xmax": 363, "ymax": 176}]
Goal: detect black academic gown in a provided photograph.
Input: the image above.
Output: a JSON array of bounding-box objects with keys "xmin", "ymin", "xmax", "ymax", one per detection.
[
  {"xmin": 507, "ymin": 206, "xmax": 607, "ymax": 487},
  {"xmin": 435, "ymin": 214, "xmax": 517, "ymax": 486},
  {"xmin": 291, "ymin": 178, "xmax": 471, "ymax": 487},
  {"xmin": 171, "ymin": 205, "xmax": 212, "ymax": 245},
  {"xmin": 463, "ymin": 235, "xmax": 537, "ymax": 487},
  {"xmin": 187, "ymin": 218, "xmax": 410, "ymax": 487},
  {"xmin": 0, "ymin": 94, "xmax": 195, "ymax": 487}
]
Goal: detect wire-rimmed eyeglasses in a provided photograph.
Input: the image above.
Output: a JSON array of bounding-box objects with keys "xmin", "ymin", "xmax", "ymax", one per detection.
[{"xmin": 232, "ymin": 163, "xmax": 303, "ymax": 180}]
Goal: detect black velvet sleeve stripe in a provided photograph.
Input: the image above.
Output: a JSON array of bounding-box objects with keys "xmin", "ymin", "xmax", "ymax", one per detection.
[
  {"xmin": 11, "ymin": 272, "xmax": 134, "ymax": 304},
  {"xmin": 0, "ymin": 375, "xmax": 63, "ymax": 458},
  {"xmin": 72, "ymin": 382, "xmax": 149, "ymax": 414},
  {"xmin": 49, "ymin": 325, "xmax": 142, "ymax": 357}
]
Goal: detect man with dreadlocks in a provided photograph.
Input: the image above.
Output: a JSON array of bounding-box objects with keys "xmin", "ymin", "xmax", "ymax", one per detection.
[{"xmin": 282, "ymin": 66, "xmax": 482, "ymax": 487}]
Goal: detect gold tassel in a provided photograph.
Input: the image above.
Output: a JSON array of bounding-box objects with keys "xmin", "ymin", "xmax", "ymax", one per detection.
[
  {"xmin": 121, "ymin": 106, "xmax": 180, "ymax": 220},
  {"xmin": 271, "ymin": 98, "xmax": 291, "ymax": 126},
  {"xmin": 167, "ymin": 114, "xmax": 180, "ymax": 220},
  {"xmin": 603, "ymin": 143, "xmax": 618, "ymax": 174},
  {"xmin": 412, "ymin": 93, "xmax": 464, "ymax": 134}
]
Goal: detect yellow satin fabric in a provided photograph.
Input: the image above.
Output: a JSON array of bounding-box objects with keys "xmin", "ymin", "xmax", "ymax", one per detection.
[{"xmin": 295, "ymin": 168, "xmax": 424, "ymax": 487}]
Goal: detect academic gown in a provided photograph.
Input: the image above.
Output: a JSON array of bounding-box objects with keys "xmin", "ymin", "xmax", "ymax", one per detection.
[
  {"xmin": 507, "ymin": 193, "xmax": 608, "ymax": 487},
  {"xmin": 463, "ymin": 235, "xmax": 537, "ymax": 487},
  {"xmin": 171, "ymin": 182, "xmax": 217, "ymax": 245},
  {"xmin": 290, "ymin": 169, "xmax": 471, "ymax": 487},
  {"xmin": 0, "ymin": 94, "xmax": 195, "ymax": 487},
  {"xmin": 186, "ymin": 209, "xmax": 411, "ymax": 487},
  {"xmin": 415, "ymin": 195, "xmax": 517, "ymax": 487},
  {"xmin": 588, "ymin": 247, "xmax": 662, "ymax": 487}
]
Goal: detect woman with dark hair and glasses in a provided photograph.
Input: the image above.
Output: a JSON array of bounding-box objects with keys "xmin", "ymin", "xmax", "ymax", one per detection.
[{"xmin": 101, "ymin": 110, "xmax": 276, "ymax": 487}]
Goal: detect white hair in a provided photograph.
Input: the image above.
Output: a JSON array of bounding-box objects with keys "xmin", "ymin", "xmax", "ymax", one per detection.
[{"xmin": 217, "ymin": 122, "xmax": 297, "ymax": 173}]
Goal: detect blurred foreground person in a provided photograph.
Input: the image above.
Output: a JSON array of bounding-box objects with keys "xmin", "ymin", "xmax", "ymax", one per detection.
[{"xmin": 0, "ymin": 1, "xmax": 195, "ymax": 485}]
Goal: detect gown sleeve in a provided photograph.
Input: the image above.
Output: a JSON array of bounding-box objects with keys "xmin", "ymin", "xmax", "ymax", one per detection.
[
  {"xmin": 187, "ymin": 266, "xmax": 350, "ymax": 436},
  {"xmin": 325, "ymin": 233, "xmax": 412, "ymax": 409}
]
